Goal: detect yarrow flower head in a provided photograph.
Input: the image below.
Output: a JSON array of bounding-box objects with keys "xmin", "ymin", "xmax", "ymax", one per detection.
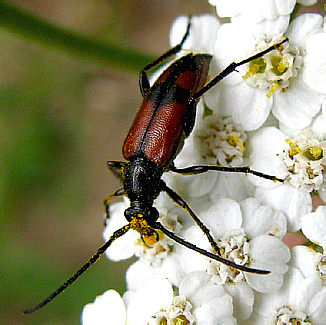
[
  {"xmin": 282, "ymin": 129, "xmax": 325, "ymax": 191},
  {"xmin": 82, "ymin": 273, "xmax": 236, "ymax": 324},
  {"xmin": 246, "ymin": 267, "xmax": 326, "ymax": 323},
  {"xmin": 104, "ymin": 200, "xmax": 183, "ymax": 265},
  {"xmin": 194, "ymin": 113, "xmax": 247, "ymax": 167},
  {"xmin": 242, "ymin": 36, "xmax": 302, "ymax": 98},
  {"xmin": 174, "ymin": 198, "xmax": 289, "ymax": 320},
  {"xmin": 209, "ymin": 13, "xmax": 324, "ymax": 130},
  {"xmin": 81, "ymin": 2, "xmax": 326, "ymax": 324}
]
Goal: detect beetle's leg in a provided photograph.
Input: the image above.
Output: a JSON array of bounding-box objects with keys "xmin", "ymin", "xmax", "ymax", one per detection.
[
  {"xmin": 104, "ymin": 188, "xmax": 125, "ymax": 223},
  {"xmin": 139, "ymin": 17, "xmax": 192, "ymax": 97},
  {"xmin": 105, "ymin": 161, "xmax": 127, "ymax": 221},
  {"xmin": 23, "ymin": 224, "xmax": 130, "ymax": 314},
  {"xmin": 189, "ymin": 38, "xmax": 288, "ymax": 101},
  {"xmin": 160, "ymin": 180, "xmax": 220, "ymax": 255},
  {"xmin": 152, "ymin": 221, "xmax": 269, "ymax": 275},
  {"xmin": 107, "ymin": 160, "xmax": 125, "ymax": 173},
  {"xmin": 170, "ymin": 164, "xmax": 284, "ymax": 182}
]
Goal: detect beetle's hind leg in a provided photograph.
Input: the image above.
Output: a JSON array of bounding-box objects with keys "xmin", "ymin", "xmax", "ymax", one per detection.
[{"xmin": 139, "ymin": 16, "xmax": 192, "ymax": 97}]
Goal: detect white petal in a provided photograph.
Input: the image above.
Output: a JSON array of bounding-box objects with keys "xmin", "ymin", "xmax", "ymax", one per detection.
[
  {"xmin": 170, "ymin": 14, "xmax": 220, "ymax": 54},
  {"xmin": 225, "ymin": 281, "xmax": 254, "ymax": 320},
  {"xmin": 82, "ymin": 290, "xmax": 126, "ymax": 325},
  {"xmin": 272, "ymin": 75, "xmax": 323, "ymax": 130},
  {"xmin": 230, "ymin": 84, "xmax": 272, "ymax": 130},
  {"xmin": 249, "ymin": 267, "xmax": 304, "ymax": 319},
  {"xmin": 175, "ymin": 226, "xmax": 210, "ymax": 274},
  {"xmin": 183, "ymin": 171, "xmax": 218, "ymax": 198},
  {"xmin": 210, "ymin": 173, "xmax": 256, "ymax": 202},
  {"xmin": 193, "ymin": 296, "xmax": 236, "ymax": 325},
  {"xmin": 290, "ymin": 245, "xmax": 319, "ymax": 278},
  {"xmin": 240, "ymin": 197, "xmax": 287, "ymax": 239},
  {"xmin": 214, "ymin": 23, "xmax": 256, "ymax": 83},
  {"xmin": 209, "ymin": 0, "xmax": 242, "ymax": 18},
  {"xmin": 255, "ymin": 185, "xmax": 312, "ymax": 232},
  {"xmin": 308, "ymin": 287, "xmax": 326, "ymax": 322},
  {"xmin": 250, "ymin": 15, "xmax": 290, "ymax": 38},
  {"xmin": 200, "ymin": 198, "xmax": 242, "ymax": 237},
  {"xmin": 180, "ymin": 272, "xmax": 235, "ymax": 323},
  {"xmin": 301, "ymin": 206, "xmax": 326, "ymax": 247},
  {"xmin": 104, "ymin": 201, "xmax": 136, "ymax": 261},
  {"xmin": 286, "ymin": 13, "xmax": 323, "ymax": 49},
  {"xmin": 179, "ymin": 270, "xmax": 214, "ymax": 299},
  {"xmin": 289, "ymin": 276, "xmax": 322, "ymax": 312},
  {"xmin": 249, "ymin": 127, "xmax": 288, "ymax": 187},
  {"xmin": 249, "ymin": 126, "xmax": 286, "ymax": 157},
  {"xmin": 303, "ymin": 32, "xmax": 326, "ymax": 94},
  {"xmin": 246, "ymin": 235, "xmax": 290, "ymax": 292},
  {"xmin": 126, "ymin": 256, "xmax": 184, "ymax": 292},
  {"xmin": 311, "ymin": 111, "xmax": 326, "ymax": 134},
  {"xmin": 125, "ymin": 274, "xmax": 173, "ymax": 324},
  {"xmin": 248, "ymin": 0, "xmax": 295, "ymax": 22}
]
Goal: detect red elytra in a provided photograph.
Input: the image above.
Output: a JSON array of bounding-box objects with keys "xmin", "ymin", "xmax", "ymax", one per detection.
[{"xmin": 123, "ymin": 54, "xmax": 212, "ymax": 167}]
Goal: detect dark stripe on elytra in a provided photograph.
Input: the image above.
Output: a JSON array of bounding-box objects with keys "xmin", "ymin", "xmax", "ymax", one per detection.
[{"xmin": 136, "ymin": 82, "xmax": 190, "ymax": 159}]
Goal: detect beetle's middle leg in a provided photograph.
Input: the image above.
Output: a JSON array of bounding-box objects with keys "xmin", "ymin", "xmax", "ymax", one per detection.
[{"xmin": 170, "ymin": 165, "xmax": 284, "ymax": 183}]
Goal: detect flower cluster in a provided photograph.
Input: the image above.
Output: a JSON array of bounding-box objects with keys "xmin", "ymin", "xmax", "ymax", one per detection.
[{"xmin": 82, "ymin": 1, "xmax": 326, "ymax": 323}]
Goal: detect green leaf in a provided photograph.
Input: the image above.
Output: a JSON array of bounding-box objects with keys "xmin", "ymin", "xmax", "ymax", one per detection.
[{"xmin": 0, "ymin": 1, "xmax": 154, "ymax": 72}]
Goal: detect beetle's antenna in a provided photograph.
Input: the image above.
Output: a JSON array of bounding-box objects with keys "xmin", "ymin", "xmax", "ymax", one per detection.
[
  {"xmin": 152, "ymin": 221, "xmax": 270, "ymax": 275},
  {"xmin": 161, "ymin": 182, "xmax": 221, "ymax": 254},
  {"xmin": 23, "ymin": 225, "xmax": 130, "ymax": 314}
]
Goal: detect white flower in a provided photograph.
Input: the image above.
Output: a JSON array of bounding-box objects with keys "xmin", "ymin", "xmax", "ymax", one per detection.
[
  {"xmin": 82, "ymin": 6, "xmax": 326, "ymax": 323},
  {"xmin": 209, "ymin": 0, "xmax": 296, "ymax": 23},
  {"xmin": 194, "ymin": 114, "xmax": 247, "ymax": 167},
  {"xmin": 170, "ymin": 14, "xmax": 220, "ymax": 54},
  {"xmin": 104, "ymin": 199, "xmax": 182, "ymax": 262},
  {"xmin": 302, "ymin": 205, "xmax": 326, "ymax": 249},
  {"xmin": 303, "ymin": 31, "xmax": 326, "ymax": 94},
  {"xmin": 172, "ymin": 111, "xmax": 257, "ymax": 204},
  {"xmin": 83, "ymin": 273, "xmax": 235, "ymax": 324},
  {"xmin": 209, "ymin": 13, "xmax": 323, "ymax": 130},
  {"xmin": 291, "ymin": 245, "xmax": 326, "ymax": 285},
  {"xmin": 176, "ymin": 271, "xmax": 236, "ymax": 324},
  {"xmin": 245, "ymin": 266, "xmax": 326, "ymax": 324},
  {"xmin": 209, "ymin": 0, "xmax": 318, "ymax": 22},
  {"xmin": 175, "ymin": 197, "xmax": 289, "ymax": 320},
  {"xmin": 82, "ymin": 290, "xmax": 126, "ymax": 325},
  {"xmin": 248, "ymin": 125, "xmax": 325, "ymax": 230},
  {"xmin": 103, "ymin": 199, "xmax": 186, "ymax": 287}
]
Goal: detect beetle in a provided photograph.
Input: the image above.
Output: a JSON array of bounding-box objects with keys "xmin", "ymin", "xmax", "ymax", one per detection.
[{"xmin": 24, "ymin": 18, "xmax": 287, "ymax": 314}]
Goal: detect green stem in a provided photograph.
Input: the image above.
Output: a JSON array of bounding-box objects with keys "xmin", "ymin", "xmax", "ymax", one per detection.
[{"xmin": 0, "ymin": 1, "xmax": 154, "ymax": 72}]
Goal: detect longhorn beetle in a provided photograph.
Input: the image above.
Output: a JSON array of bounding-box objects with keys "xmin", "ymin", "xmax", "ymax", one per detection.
[{"xmin": 24, "ymin": 18, "xmax": 287, "ymax": 314}]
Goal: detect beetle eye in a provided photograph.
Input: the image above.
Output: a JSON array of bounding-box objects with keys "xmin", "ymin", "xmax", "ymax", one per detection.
[
  {"xmin": 148, "ymin": 207, "xmax": 159, "ymax": 222},
  {"xmin": 124, "ymin": 208, "xmax": 133, "ymax": 222}
]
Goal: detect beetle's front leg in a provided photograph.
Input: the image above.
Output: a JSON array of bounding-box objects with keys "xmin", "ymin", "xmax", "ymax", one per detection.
[
  {"xmin": 104, "ymin": 161, "xmax": 127, "ymax": 222},
  {"xmin": 103, "ymin": 188, "xmax": 125, "ymax": 224}
]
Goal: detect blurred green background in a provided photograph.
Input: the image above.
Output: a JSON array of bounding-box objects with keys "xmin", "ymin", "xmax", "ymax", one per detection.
[{"xmin": 1, "ymin": 0, "xmax": 212, "ymax": 323}]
